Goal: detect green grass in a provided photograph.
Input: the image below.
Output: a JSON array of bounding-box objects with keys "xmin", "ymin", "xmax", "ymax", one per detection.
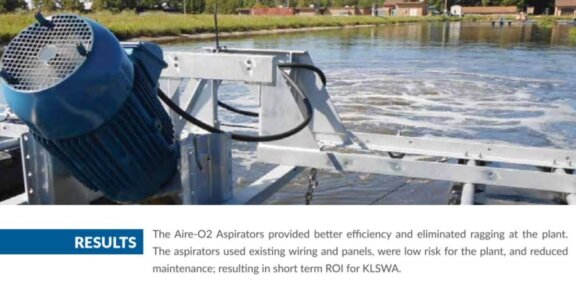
[
  {"xmin": 571, "ymin": 28, "xmax": 576, "ymax": 43},
  {"xmin": 0, "ymin": 12, "xmax": 572, "ymax": 44},
  {"xmin": 534, "ymin": 16, "xmax": 556, "ymax": 28},
  {"xmin": 533, "ymin": 15, "xmax": 575, "ymax": 28},
  {"xmin": 0, "ymin": 12, "xmax": 458, "ymax": 44}
]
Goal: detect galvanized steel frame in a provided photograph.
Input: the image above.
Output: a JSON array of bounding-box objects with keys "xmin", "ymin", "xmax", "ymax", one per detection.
[{"xmin": 157, "ymin": 48, "xmax": 576, "ymax": 205}]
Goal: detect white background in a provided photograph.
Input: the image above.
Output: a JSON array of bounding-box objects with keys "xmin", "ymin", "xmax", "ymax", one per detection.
[{"xmin": 0, "ymin": 206, "xmax": 573, "ymax": 288}]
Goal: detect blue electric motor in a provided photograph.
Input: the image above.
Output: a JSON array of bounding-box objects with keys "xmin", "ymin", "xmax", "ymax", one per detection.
[{"xmin": 0, "ymin": 14, "xmax": 178, "ymax": 202}]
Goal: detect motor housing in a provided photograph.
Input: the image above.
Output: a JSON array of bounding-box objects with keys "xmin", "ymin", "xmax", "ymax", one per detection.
[{"xmin": 0, "ymin": 14, "xmax": 177, "ymax": 202}]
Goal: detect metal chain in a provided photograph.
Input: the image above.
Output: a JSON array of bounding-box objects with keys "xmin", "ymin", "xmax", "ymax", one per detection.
[{"xmin": 305, "ymin": 168, "xmax": 318, "ymax": 205}]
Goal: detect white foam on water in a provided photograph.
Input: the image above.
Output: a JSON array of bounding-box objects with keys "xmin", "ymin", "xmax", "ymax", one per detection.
[
  {"xmin": 206, "ymin": 63, "xmax": 576, "ymax": 150},
  {"xmin": 326, "ymin": 65, "xmax": 576, "ymax": 148}
]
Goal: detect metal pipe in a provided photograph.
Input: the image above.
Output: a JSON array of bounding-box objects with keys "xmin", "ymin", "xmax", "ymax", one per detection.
[
  {"xmin": 460, "ymin": 160, "xmax": 476, "ymax": 205},
  {"xmin": 554, "ymin": 168, "xmax": 575, "ymax": 205},
  {"xmin": 0, "ymin": 138, "xmax": 19, "ymax": 151},
  {"xmin": 567, "ymin": 194, "xmax": 576, "ymax": 205},
  {"xmin": 461, "ymin": 183, "xmax": 475, "ymax": 205}
]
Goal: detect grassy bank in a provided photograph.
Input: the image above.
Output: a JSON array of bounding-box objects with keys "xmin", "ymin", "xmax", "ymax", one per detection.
[
  {"xmin": 533, "ymin": 16, "xmax": 575, "ymax": 28},
  {"xmin": 571, "ymin": 28, "xmax": 576, "ymax": 42},
  {"xmin": 0, "ymin": 12, "xmax": 572, "ymax": 45},
  {"xmin": 0, "ymin": 12, "xmax": 457, "ymax": 44}
]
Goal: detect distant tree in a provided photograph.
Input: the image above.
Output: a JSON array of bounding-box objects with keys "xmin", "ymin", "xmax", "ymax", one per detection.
[
  {"xmin": 205, "ymin": 0, "xmax": 241, "ymax": 14},
  {"xmin": 451, "ymin": 0, "xmax": 486, "ymax": 6},
  {"xmin": 6, "ymin": 0, "xmax": 556, "ymax": 15},
  {"xmin": 331, "ymin": 0, "xmax": 357, "ymax": 8},
  {"xmin": 184, "ymin": 0, "xmax": 205, "ymax": 13},
  {"xmin": 428, "ymin": 0, "xmax": 442, "ymax": 10},
  {"xmin": 498, "ymin": 0, "xmax": 524, "ymax": 7},
  {"xmin": 114, "ymin": 0, "xmax": 138, "ymax": 10},
  {"xmin": 252, "ymin": 1, "xmax": 265, "ymax": 8},
  {"xmin": 255, "ymin": 0, "xmax": 276, "ymax": 7},
  {"xmin": 156, "ymin": 0, "xmax": 185, "ymax": 12},
  {"xmin": 1, "ymin": 0, "xmax": 27, "ymax": 12},
  {"xmin": 139, "ymin": 0, "xmax": 157, "ymax": 9},
  {"xmin": 357, "ymin": 0, "xmax": 384, "ymax": 9},
  {"xmin": 33, "ymin": 0, "xmax": 58, "ymax": 11},
  {"xmin": 240, "ymin": 0, "xmax": 258, "ymax": 8},
  {"xmin": 91, "ymin": 0, "xmax": 105, "ymax": 11},
  {"xmin": 61, "ymin": 0, "xmax": 83, "ymax": 10},
  {"xmin": 89, "ymin": 0, "xmax": 138, "ymax": 12},
  {"xmin": 297, "ymin": 0, "xmax": 313, "ymax": 7}
]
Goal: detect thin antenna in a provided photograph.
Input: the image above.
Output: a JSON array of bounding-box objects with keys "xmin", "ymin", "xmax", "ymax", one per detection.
[{"xmin": 213, "ymin": 2, "xmax": 221, "ymax": 51}]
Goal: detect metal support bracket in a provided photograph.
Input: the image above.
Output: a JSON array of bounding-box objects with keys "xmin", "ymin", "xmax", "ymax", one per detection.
[
  {"xmin": 226, "ymin": 165, "xmax": 304, "ymax": 205},
  {"xmin": 20, "ymin": 133, "xmax": 100, "ymax": 204},
  {"xmin": 460, "ymin": 160, "xmax": 477, "ymax": 205},
  {"xmin": 180, "ymin": 132, "xmax": 233, "ymax": 204}
]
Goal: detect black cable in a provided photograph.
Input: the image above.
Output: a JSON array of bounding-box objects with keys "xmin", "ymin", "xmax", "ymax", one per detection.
[
  {"xmin": 217, "ymin": 63, "xmax": 327, "ymax": 118},
  {"xmin": 279, "ymin": 63, "xmax": 327, "ymax": 87},
  {"xmin": 158, "ymin": 70, "xmax": 313, "ymax": 142},
  {"xmin": 217, "ymin": 100, "xmax": 259, "ymax": 117},
  {"xmin": 388, "ymin": 152, "xmax": 406, "ymax": 159}
]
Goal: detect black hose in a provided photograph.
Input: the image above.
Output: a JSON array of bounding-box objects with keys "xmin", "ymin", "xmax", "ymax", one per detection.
[
  {"xmin": 388, "ymin": 152, "xmax": 406, "ymax": 159},
  {"xmin": 158, "ymin": 70, "xmax": 313, "ymax": 142},
  {"xmin": 279, "ymin": 63, "xmax": 327, "ymax": 87},
  {"xmin": 217, "ymin": 63, "xmax": 327, "ymax": 118},
  {"xmin": 217, "ymin": 100, "xmax": 259, "ymax": 117}
]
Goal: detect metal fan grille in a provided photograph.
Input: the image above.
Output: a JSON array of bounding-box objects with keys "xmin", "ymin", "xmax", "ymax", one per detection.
[{"xmin": 0, "ymin": 14, "xmax": 93, "ymax": 91}]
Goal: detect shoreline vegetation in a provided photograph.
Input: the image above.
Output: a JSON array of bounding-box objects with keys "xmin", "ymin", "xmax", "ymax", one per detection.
[{"xmin": 0, "ymin": 12, "xmax": 573, "ymax": 45}]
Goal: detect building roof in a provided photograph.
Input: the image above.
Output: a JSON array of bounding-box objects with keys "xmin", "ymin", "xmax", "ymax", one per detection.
[
  {"xmin": 556, "ymin": 0, "xmax": 576, "ymax": 7},
  {"xmin": 329, "ymin": 7, "xmax": 357, "ymax": 10},
  {"xmin": 295, "ymin": 7, "xmax": 326, "ymax": 12},
  {"xmin": 397, "ymin": 2, "xmax": 427, "ymax": 7},
  {"xmin": 461, "ymin": 6, "xmax": 517, "ymax": 14},
  {"xmin": 384, "ymin": 0, "xmax": 426, "ymax": 6}
]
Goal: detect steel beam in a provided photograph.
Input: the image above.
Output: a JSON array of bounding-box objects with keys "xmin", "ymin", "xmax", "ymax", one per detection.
[
  {"xmin": 350, "ymin": 132, "xmax": 576, "ymax": 169},
  {"xmin": 21, "ymin": 133, "xmax": 100, "ymax": 204},
  {"xmin": 0, "ymin": 122, "xmax": 29, "ymax": 139},
  {"xmin": 171, "ymin": 79, "xmax": 209, "ymax": 135},
  {"xmin": 204, "ymin": 47, "xmax": 307, "ymax": 56},
  {"xmin": 163, "ymin": 52, "xmax": 277, "ymax": 84},
  {"xmin": 226, "ymin": 165, "xmax": 304, "ymax": 205},
  {"xmin": 0, "ymin": 138, "xmax": 19, "ymax": 151},
  {"xmin": 180, "ymin": 133, "xmax": 233, "ymax": 205},
  {"xmin": 259, "ymin": 68, "xmax": 320, "ymax": 149},
  {"xmin": 292, "ymin": 53, "xmax": 349, "ymax": 143},
  {"xmin": 258, "ymin": 145, "xmax": 576, "ymax": 194},
  {"xmin": 0, "ymin": 193, "xmax": 28, "ymax": 205}
]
